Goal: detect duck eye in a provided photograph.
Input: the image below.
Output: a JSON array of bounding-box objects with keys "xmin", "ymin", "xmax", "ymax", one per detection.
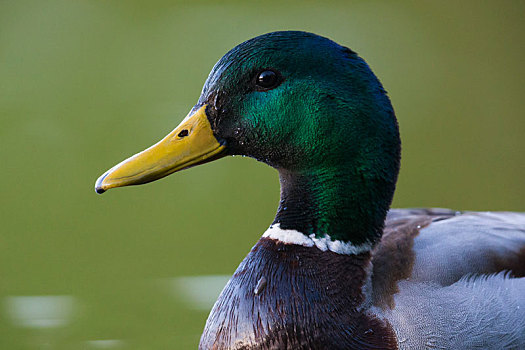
[{"xmin": 255, "ymin": 70, "xmax": 280, "ymax": 90}]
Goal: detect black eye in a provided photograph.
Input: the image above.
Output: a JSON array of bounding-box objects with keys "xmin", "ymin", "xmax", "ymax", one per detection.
[{"xmin": 255, "ymin": 70, "xmax": 280, "ymax": 90}]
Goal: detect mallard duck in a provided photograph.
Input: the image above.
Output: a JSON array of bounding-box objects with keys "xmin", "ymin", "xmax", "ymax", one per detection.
[{"xmin": 95, "ymin": 31, "xmax": 525, "ymax": 349}]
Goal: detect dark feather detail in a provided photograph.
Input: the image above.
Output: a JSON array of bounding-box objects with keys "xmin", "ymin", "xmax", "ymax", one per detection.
[
  {"xmin": 492, "ymin": 245, "xmax": 525, "ymax": 277},
  {"xmin": 200, "ymin": 238, "xmax": 398, "ymax": 350}
]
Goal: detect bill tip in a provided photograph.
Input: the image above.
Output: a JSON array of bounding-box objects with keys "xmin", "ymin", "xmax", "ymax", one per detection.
[{"xmin": 94, "ymin": 172, "xmax": 109, "ymax": 194}]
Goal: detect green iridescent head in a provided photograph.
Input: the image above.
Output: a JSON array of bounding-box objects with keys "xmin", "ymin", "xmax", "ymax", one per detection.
[
  {"xmin": 200, "ymin": 31, "xmax": 399, "ymax": 171},
  {"xmin": 96, "ymin": 31, "xmax": 400, "ymax": 245}
]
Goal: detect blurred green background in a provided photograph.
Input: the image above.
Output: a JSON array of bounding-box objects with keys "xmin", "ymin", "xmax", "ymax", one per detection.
[{"xmin": 1, "ymin": 0, "xmax": 524, "ymax": 348}]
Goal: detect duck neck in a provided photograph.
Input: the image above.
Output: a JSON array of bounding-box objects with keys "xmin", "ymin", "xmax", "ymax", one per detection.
[{"xmin": 273, "ymin": 167, "xmax": 393, "ymax": 247}]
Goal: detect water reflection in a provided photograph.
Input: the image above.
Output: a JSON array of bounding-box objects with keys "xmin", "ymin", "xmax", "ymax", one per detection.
[
  {"xmin": 163, "ymin": 275, "xmax": 230, "ymax": 310},
  {"xmin": 86, "ymin": 339, "xmax": 125, "ymax": 349},
  {"xmin": 2, "ymin": 277, "xmax": 230, "ymax": 348},
  {"xmin": 4, "ymin": 295, "xmax": 76, "ymax": 329}
]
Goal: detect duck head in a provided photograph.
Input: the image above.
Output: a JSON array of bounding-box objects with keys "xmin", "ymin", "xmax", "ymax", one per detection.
[{"xmin": 95, "ymin": 31, "xmax": 400, "ymax": 247}]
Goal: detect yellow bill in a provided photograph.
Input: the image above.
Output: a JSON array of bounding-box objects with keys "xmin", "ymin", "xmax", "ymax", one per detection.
[{"xmin": 95, "ymin": 105, "xmax": 225, "ymax": 194}]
